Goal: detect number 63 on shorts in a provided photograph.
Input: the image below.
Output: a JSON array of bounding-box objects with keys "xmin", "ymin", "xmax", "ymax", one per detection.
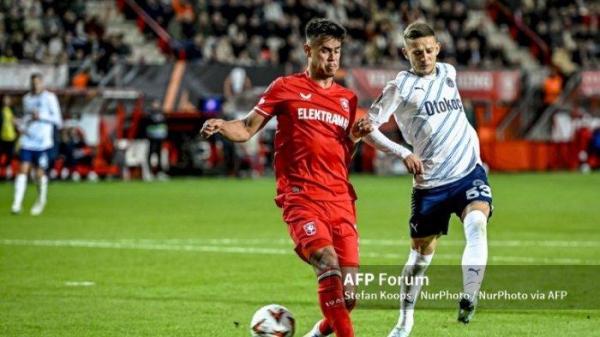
[{"xmin": 465, "ymin": 184, "xmax": 492, "ymax": 200}]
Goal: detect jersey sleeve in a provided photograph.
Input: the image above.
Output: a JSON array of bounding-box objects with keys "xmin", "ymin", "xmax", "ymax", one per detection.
[
  {"xmin": 252, "ymin": 77, "xmax": 286, "ymax": 118},
  {"xmin": 48, "ymin": 93, "xmax": 63, "ymax": 128},
  {"xmin": 21, "ymin": 95, "xmax": 34, "ymax": 124},
  {"xmin": 367, "ymin": 81, "xmax": 404, "ymax": 129},
  {"xmin": 22, "ymin": 95, "xmax": 31, "ymax": 114}
]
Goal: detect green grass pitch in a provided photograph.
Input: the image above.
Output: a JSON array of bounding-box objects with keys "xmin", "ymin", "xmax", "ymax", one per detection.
[{"xmin": 1, "ymin": 172, "xmax": 599, "ymax": 336}]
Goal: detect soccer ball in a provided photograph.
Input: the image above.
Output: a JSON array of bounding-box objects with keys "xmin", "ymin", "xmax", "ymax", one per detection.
[{"xmin": 250, "ymin": 304, "xmax": 295, "ymax": 337}]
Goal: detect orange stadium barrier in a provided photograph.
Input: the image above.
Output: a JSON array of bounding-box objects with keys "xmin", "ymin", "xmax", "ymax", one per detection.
[{"xmin": 480, "ymin": 140, "xmax": 580, "ymax": 171}]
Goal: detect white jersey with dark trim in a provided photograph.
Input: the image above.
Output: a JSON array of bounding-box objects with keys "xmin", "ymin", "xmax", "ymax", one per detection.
[
  {"xmin": 368, "ymin": 62, "xmax": 481, "ymax": 189},
  {"xmin": 21, "ymin": 90, "xmax": 63, "ymax": 151}
]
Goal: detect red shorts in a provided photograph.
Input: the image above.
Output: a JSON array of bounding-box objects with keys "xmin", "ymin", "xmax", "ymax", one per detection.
[{"xmin": 282, "ymin": 195, "xmax": 359, "ymax": 267}]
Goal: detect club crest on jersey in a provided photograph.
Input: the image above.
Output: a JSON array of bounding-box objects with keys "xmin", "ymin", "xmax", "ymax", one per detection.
[
  {"xmin": 303, "ymin": 222, "xmax": 317, "ymax": 236},
  {"xmin": 446, "ymin": 78, "xmax": 455, "ymax": 87},
  {"xmin": 299, "ymin": 92, "xmax": 312, "ymax": 101},
  {"xmin": 340, "ymin": 98, "xmax": 350, "ymax": 112},
  {"xmin": 473, "ymin": 179, "xmax": 484, "ymax": 187}
]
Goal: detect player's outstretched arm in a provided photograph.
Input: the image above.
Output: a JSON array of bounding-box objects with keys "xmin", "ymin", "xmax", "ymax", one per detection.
[
  {"xmin": 200, "ymin": 110, "xmax": 267, "ymax": 142},
  {"xmin": 363, "ymin": 130, "xmax": 423, "ymax": 174},
  {"xmin": 362, "ymin": 81, "xmax": 424, "ymax": 174}
]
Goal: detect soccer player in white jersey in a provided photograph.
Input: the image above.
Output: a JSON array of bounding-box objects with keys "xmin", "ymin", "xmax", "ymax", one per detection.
[
  {"xmin": 362, "ymin": 22, "xmax": 493, "ymax": 337},
  {"xmin": 11, "ymin": 73, "xmax": 63, "ymax": 215}
]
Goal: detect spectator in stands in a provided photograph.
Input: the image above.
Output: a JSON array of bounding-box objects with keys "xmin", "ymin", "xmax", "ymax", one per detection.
[
  {"xmin": 543, "ymin": 67, "xmax": 564, "ymax": 108},
  {"xmin": 71, "ymin": 69, "xmax": 90, "ymax": 89},
  {"xmin": 143, "ymin": 0, "xmax": 171, "ymax": 30},
  {"xmin": 0, "ymin": 47, "xmax": 17, "ymax": 63},
  {"xmin": 220, "ymin": 67, "xmax": 256, "ymax": 177},
  {"xmin": 112, "ymin": 33, "xmax": 132, "ymax": 59},
  {"xmin": 214, "ymin": 37, "xmax": 235, "ymax": 64},
  {"xmin": 170, "ymin": 0, "xmax": 195, "ymax": 39},
  {"xmin": 184, "ymin": 34, "xmax": 205, "ymax": 61},
  {"xmin": 58, "ymin": 126, "xmax": 93, "ymax": 181},
  {"xmin": 144, "ymin": 100, "xmax": 169, "ymax": 180},
  {"xmin": 23, "ymin": 30, "xmax": 44, "ymax": 61},
  {"xmin": 0, "ymin": 95, "xmax": 17, "ymax": 179},
  {"xmin": 531, "ymin": 66, "xmax": 565, "ymax": 131},
  {"xmin": 467, "ymin": 38, "xmax": 483, "ymax": 67},
  {"xmin": 223, "ymin": 67, "xmax": 252, "ymax": 100}
]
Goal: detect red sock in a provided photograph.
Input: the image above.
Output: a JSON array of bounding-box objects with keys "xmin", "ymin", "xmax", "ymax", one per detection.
[
  {"xmin": 317, "ymin": 273, "xmax": 354, "ymax": 337},
  {"xmin": 318, "ymin": 299, "xmax": 355, "ymax": 335},
  {"xmin": 318, "ymin": 319, "xmax": 334, "ymax": 336}
]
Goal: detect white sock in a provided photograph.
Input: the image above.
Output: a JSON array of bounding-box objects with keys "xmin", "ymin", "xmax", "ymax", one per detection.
[
  {"xmin": 397, "ymin": 249, "xmax": 433, "ymax": 330},
  {"xmin": 461, "ymin": 210, "xmax": 488, "ymax": 302},
  {"xmin": 37, "ymin": 175, "xmax": 48, "ymax": 204},
  {"xmin": 307, "ymin": 320, "xmax": 325, "ymax": 337},
  {"xmin": 12, "ymin": 173, "xmax": 27, "ymax": 209}
]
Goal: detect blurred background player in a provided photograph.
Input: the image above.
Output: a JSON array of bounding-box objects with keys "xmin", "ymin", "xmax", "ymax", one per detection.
[
  {"xmin": 1, "ymin": 95, "xmax": 17, "ymax": 179},
  {"xmin": 201, "ymin": 18, "xmax": 373, "ymax": 337},
  {"xmin": 362, "ymin": 22, "xmax": 492, "ymax": 337},
  {"xmin": 11, "ymin": 73, "xmax": 63, "ymax": 215}
]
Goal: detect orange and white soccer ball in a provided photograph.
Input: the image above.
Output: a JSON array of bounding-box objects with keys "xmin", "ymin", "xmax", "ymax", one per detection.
[{"xmin": 250, "ymin": 304, "xmax": 295, "ymax": 337}]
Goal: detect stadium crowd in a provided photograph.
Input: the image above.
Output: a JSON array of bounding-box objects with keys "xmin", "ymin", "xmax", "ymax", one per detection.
[
  {"xmin": 138, "ymin": 0, "xmax": 510, "ymax": 69},
  {"xmin": 2, "ymin": 0, "xmax": 597, "ymax": 72},
  {"xmin": 0, "ymin": 0, "xmax": 130, "ymax": 83},
  {"xmin": 496, "ymin": 0, "xmax": 600, "ymax": 74}
]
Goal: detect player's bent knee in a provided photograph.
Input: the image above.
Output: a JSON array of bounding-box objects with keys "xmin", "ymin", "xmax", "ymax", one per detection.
[
  {"xmin": 310, "ymin": 246, "xmax": 340, "ymax": 274},
  {"xmin": 464, "ymin": 201, "xmax": 491, "ymax": 218},
  {"xmin": 464, "ymin": 210, "xmax": 487, "ymax": 233},
  {"xmin": 411, "ymin": 235, "xmax": 438, "ymax": 255}
]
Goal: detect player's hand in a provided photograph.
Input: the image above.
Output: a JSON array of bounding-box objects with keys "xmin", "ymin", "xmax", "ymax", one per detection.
[
  {"xmin": 403, "ymin": 154, "xmax": 424, "ymax": 175},
  {"xmin": 200, "ymin": 118, "xmax": 225, "ymax": 139},
  {"xmin": 351, "ymin": 117, "xmax": 374, "ymax": 139}
]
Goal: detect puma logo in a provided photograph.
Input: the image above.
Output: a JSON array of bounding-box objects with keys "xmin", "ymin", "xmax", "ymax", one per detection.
[{"xmin": 468, "ymin": 267, "xmax": 481, "ymax": 276}]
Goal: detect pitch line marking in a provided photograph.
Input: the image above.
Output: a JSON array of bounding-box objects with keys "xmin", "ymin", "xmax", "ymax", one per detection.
[
  {"xmin": 1, "ymin": 239, "xmax": 598, "ymax": 265},
  {"xmin": 65, "ymin": 281, "xmax": 95, "ymax": 287},
  {"xmin": 112, "ymin": 238, "xmax": 600, "ymax": 249}
]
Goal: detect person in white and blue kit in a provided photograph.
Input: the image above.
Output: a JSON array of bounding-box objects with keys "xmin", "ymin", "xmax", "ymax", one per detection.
[
  {"xmin": 12, "ymin": 73, "xmax": 62, "ymax": 216},
  {"xmin": 363, "ymin": 22, "xmax": 493, "ymax": 337}
]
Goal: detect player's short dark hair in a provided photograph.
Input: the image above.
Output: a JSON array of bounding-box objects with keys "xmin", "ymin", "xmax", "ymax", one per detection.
[
  {"xmin": 305, "ymin": 18, "xmax": 346, "ymax": 43},
  {"xmin": 403, "ymin": 22, "xmax": 436, "ymax": 41},
  {"xmin": 30, "ymin": 72, "xmax": 43, "ymax": 80}
]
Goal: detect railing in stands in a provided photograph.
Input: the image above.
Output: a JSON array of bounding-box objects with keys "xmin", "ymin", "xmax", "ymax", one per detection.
[
  {"xmin": 496, "ymin": 76, "xmax": 540, "ymax": 141},
  {"xmin": 488, "ymin": 0, "xmax": 551, "ymax": 64},
  {"xmin": 115, "ymin": 0, "xmax": 178, "ymax": 57}
]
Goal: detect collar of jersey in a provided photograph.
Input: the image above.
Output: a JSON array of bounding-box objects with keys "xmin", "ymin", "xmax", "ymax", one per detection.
[{"xmin": 409, "ymin": 64, "xmax": 440, "ymax": 80}]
